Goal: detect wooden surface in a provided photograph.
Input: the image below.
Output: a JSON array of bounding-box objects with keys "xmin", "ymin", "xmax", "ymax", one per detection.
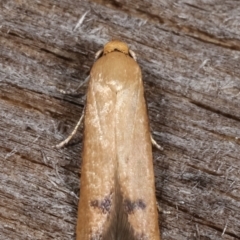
[{"xmin": 1, "ymin": 0, "xmax": 240, "ymax": 239}]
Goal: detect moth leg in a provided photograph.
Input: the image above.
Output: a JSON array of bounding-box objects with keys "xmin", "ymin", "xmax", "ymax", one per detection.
[
  {"xmin": 54, "ymin": 76, "xmax": 89, "ymax": 148},
  {"xmin": 156, "ymin": 201, "xmax": 171, "ymax": 215},
  {"xmin": 57, "ymin": 76, "xmax": 89, "ymax": 96},
  {"xmin": 151, "ymin": 135, "xmax": 164, "ymax": 151},
  {"xmin": 54, "ymin": 110, "xmax": 85, "ymax": 149},
  {"xmin": 156, "ymin": 201, "xmax": 161, "ymax": 212}
]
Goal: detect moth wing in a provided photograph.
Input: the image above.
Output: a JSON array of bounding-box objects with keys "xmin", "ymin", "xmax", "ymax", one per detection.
[
  {"xmin": 77, "ymin": 63, "xmax": 117, "ymax": 238},
  {"xmin": 115, "ymin": 70, "xmax": 160, "ymax": 240}
]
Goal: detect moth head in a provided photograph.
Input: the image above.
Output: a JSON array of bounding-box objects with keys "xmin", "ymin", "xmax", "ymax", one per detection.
[{"xmin": 95, "ymin": 40, "xmax": 137, "ymax": 61}]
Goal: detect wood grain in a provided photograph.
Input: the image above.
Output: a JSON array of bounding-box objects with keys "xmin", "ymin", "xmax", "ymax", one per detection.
[{"xmin": 0, "ymin": 0, "xmax": 240, "ymax": 239}]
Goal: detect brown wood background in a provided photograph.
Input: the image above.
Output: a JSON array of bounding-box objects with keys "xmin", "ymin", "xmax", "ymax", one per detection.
[{"xmin": 1, "ymin": 0, "xmax": 240, "ymax": 239}]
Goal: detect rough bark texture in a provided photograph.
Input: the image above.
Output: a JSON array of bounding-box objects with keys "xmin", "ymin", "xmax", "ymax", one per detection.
[{"xmin": 0, "ymin": 0, "xmax": 240, "ymax": 239}]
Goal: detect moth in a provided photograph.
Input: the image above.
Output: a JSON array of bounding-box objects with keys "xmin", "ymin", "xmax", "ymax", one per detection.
[{"xmin": 75, "ymin": 40, "xmax": 161, "ymax": 240}]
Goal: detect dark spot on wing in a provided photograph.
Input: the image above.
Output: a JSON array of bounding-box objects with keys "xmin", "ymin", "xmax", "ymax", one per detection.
[
  {"xmin": 90, "ymin": 195, "xmax": 112, "ymax": 214},
  {"xmin": 123, "ymin": 199, "xmax": 146, "ymax": 214}
]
